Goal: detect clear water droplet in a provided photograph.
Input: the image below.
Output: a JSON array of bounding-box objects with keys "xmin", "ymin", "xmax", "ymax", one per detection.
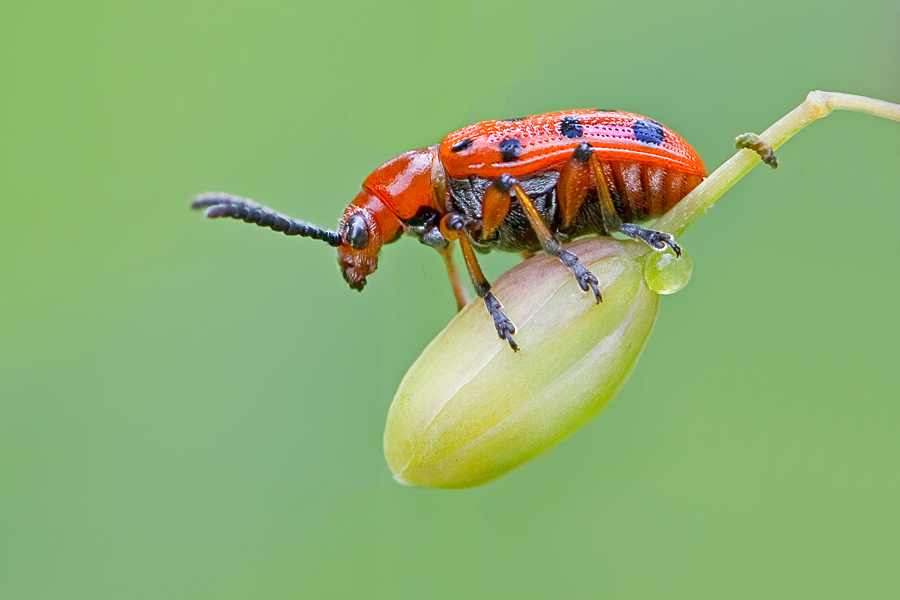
[{"xmin": 643, "ymin": 248, "xmax": 692, "ymax": 295}]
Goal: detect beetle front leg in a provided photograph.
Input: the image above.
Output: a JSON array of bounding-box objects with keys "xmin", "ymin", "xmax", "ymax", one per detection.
[
  {"xmin": 436, "ymin": 242, "xmax": 471, "ymax": 311},
  {"xmin": 440, "ymin": 213, "xmax": 518, "ymax": 351}
]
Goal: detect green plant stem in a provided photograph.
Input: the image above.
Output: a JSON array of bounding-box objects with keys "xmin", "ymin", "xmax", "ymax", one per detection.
[{"xmin": 654, "ymin": 91, "xmax": 900, "ymax": 237}]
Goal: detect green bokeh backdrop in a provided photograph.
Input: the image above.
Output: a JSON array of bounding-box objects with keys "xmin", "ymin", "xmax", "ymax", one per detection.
[{"xmin": 3, "ymin": 1, "xmax": 898, "ymax": 598}]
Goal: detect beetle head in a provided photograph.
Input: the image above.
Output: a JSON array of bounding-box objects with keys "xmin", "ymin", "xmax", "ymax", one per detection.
[{"xmin": 337, "ymin": 190, "xmax": 402, "ymax": 291}]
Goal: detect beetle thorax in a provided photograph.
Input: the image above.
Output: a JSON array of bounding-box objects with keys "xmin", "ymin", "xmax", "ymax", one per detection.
[{"xmin": 448, "ymin": 171, "xmax": 560, "ymax": 253}]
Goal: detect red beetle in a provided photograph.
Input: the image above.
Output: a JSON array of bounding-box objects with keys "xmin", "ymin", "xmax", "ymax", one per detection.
[{"xmin": 193, "ymin": 110, "xmax": 706, "ymax": 350}]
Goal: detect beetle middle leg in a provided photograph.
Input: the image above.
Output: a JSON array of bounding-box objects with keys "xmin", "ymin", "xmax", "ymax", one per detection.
[
  {"xmin": 494, "ymin": 175, "xmax": 602, "ymax": 303},
  {"xmin": 440, "ymin": 213, "xmax": 518, "ymax": 351}
]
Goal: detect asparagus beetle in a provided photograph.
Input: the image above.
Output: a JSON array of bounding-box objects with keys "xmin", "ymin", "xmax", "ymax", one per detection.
[{"xmin": 193, "ymin": 110, "xmax": 706, "ymax": 351}]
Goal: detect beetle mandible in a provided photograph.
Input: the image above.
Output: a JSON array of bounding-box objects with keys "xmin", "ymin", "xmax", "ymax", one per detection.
[{"xmin": 193, "ymin": 110, "xmax": 706, "ymax": 351}]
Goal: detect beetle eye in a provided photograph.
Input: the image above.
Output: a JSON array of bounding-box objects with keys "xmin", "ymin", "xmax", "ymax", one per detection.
[{"xmin": 345, "ymin": 213, "xmax": 370, "ymax": 249}]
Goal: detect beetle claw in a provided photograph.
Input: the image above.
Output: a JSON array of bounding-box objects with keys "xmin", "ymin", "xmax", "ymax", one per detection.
[
  {"xmin": 554, "ymin": 248, "xmax": 602, "ymax": 304},
  {"xmin": 573, "ymin": 264, "xmax": 602, "ymax": 303},
  {"xmin": 653, "ymin": 233, "xmax": 681, "ymax": 257}
]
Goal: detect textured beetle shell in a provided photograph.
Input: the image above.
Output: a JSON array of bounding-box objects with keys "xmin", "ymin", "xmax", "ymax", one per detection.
[
  {"xmin": 439, "ymin": 110, "xmax": 705, "ymax": 178},
  {"xmin": 435, "ymin": 110, "xmax": 705, "ymax": 233}
]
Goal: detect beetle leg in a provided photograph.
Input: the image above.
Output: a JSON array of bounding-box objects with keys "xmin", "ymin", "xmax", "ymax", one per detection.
[
  {"xmin": 618, "ymin": 223, "xmax": 682, "ymax": 256},
  {"xmin": 587, "ymin": 154, "xmax": 681, "ymax": 256},
  {"xmin": 480, "ymin": 183, "xmax": 512, "ymax": 240},
  {"xmin": 501, "ymin": 176, "xmax": 602, "ymax": 303},
  {"xmin": 437, "ymin": 242, "xmax": 471, "ymax": 311},
  {"xmin": 584, "ymin": 153, "xmax": 624, "ymax": 236},
  {"xmin": 557, "ymin": 142, "xmax": 595, "ymax": 228},
  {"xmin": 440, "ymin": 213, "xmax": 518, "ymax": 351}
]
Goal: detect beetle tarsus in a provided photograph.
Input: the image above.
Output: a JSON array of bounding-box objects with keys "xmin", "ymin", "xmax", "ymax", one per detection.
[
  {"xmin": 619, "ymin": 223, "xmax": 681, "ymax": 256},
  {"xmin": 484, "ymin": 292, "xmax": 518, "ymax": 352},
  {"xmin": 556, "ymin": 248, "xmax": 602, "ymax": 303}
]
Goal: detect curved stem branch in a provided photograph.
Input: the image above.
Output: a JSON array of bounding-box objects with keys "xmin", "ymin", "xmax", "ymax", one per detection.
[{"xmin": 653, "ymin": 91, "xmax": 900, "ymax": 237}]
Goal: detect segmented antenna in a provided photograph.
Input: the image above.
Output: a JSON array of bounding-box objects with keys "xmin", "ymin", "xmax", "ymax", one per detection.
[{"xmin": 192, "ymin": 192, "xmax": 342, "ymax": 247}]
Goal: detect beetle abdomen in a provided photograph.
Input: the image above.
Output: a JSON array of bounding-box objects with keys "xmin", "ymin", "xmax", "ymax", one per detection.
[{"xmin": 599, "ymin": 160, "xmax": 704, "ymax": 221}]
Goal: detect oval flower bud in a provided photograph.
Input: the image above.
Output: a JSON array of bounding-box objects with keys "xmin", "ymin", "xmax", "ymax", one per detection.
[{"xmin": 384, "ymin": 237, "xmax": 662, "ymax": 488}]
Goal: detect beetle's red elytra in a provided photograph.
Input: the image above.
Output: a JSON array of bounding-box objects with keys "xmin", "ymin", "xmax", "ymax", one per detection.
[{"xmin": 193, "ymin": 109, "xmax": 706, "ymax": 351}]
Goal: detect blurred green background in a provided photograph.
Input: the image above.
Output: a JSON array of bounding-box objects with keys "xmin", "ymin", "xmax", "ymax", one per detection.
[{"xmin": 3, "ymin": 1, "xmax": 899, "ymax": 598}]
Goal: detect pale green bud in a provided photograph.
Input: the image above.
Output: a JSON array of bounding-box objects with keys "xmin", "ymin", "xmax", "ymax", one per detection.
[{"xmin": 384, "ymin": 236, "xmax": 673, "ymax": 488}]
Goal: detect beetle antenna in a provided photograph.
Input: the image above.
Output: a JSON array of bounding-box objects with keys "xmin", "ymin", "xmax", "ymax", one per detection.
[{"xmin": 192, "ymin": 192, "xmax": 342, "ymax": 247}]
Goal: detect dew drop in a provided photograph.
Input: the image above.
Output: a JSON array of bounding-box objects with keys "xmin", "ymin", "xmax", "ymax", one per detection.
[{"xmin": 643, "ymin": 248, "xmax": 692, "ymax": 294}]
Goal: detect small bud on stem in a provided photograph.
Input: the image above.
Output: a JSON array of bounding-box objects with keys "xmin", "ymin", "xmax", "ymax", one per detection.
[{"xmin": 385, "ymin": 238, "xmax": 659, "ymax": 488}]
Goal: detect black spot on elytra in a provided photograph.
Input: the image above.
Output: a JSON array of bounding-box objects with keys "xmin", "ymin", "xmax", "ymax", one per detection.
[
  {"xmin": 451, "ymin": 138, "xmax": 473, "ymax": 152},
  {"xmin": 632, "ymin": 119, "xmax": 666, "ymax": 145},
  {"xmin": 560, "ymin": 116, "xmax": 583, "ymax": 139},
  {"xmin": 498, "ymin": 138, "xmax": 522, "ymax": 162}
]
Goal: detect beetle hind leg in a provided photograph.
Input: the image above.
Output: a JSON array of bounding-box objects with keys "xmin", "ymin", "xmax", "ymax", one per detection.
[
  {"xmin": 557, "ymin": 142, "xmax": 595, "ymax": 228},
  {"xmin": 618, "ymin": 223, "xmax": 682, "ymax": 256},
  {"xmin": 583, "ymin": 150, "xmax": 682, "ymax": 256}
]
